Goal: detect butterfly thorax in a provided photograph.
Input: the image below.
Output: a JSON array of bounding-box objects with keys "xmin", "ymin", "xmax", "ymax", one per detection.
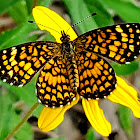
[{"xmin": 60, "ymin": 31, "xmax": 79, "ymax": 93}]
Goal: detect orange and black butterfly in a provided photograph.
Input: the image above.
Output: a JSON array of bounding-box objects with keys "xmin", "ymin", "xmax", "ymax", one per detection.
[{"xmin": 0, "ymin": 23, "xmax": 140, "ymax": 107}]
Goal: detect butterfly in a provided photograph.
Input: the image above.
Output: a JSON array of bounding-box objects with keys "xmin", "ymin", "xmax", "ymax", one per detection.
[{"xmin": 0, "ymin": 23, "xmax": 140, "ymax": 107}]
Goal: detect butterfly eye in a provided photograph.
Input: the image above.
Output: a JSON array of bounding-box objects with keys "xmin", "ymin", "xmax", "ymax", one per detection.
[
  {"xmin": 67, "ymin": 35, "xmax": 70, "ymax": 38},
  {"xmin": 60, "ymin": 35, "xmax": 70, "ymax": 41},
  {"xmin": 60, "ymin": 37, "xmax": 64, "ymax": 41},
  {"xmin": 67, "ymin": 35, "xmax": 70, "ymax": 40}
]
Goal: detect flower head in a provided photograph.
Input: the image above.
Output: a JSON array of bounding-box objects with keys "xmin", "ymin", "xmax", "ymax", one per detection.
[{"xmin": 33, "ymin": 6, "xmax": 140, "ymax": 136}]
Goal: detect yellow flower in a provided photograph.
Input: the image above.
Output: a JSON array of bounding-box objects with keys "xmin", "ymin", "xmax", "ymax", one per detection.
[{"xmin": 32, "ymin": 6, "xmax": 140, "ymax": 136}]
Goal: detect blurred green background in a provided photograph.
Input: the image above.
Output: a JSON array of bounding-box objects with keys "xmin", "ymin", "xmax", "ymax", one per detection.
[{"xmin": 0, "ymin": 0, "xmax": 140, "ymax": 140}]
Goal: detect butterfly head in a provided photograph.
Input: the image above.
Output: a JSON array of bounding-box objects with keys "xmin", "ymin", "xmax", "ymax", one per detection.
[{"xmin": 60, "ymin": 30, "xmax": 70, "ymax": 42}]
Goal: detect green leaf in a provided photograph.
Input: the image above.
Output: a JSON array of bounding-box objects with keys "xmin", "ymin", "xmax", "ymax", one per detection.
[
  {"xmin": 39, "ymin": 0, "xmax": 52, "ymax": 7},
  {"xmin": 33, "ymin": 103, "xmax": 44, "ymax": 117},
  {"xmin": 83, "ymin": 0, "xmax": 114, "ymax": 27},
  {"xmin": 0, "ymin": 0, "xmax": 51, "ymax": 14},
  {"xmin": 63, "ymin": 0, "xmax": 114, "ymax": 34},
  {"xmin": 0, "ymin": 93, "xmax": 15, "ymax": 139},
  {"xmin": 14, "ymin": 122, "xmax": 33, "ymax": 140},
  {"xmin": 25, "ymin": 0, "xmax": 34, "ymax": 14},
  {"xmin": 112, "ymin": 61, "xmax": 139, "ymax": 76},
  {"xmin": 8, "ymin": 0, "xmax": 29, "ymax": 24},
  {"xmin": 118, "ymin": 105, "xmax": 133, "ymax": 136},
  {"xmin": 86, "ymin": 128, "xmax": 95, "ymax": 140},
  {"xmin": 0, "ymin": 93, "xmax": 33, "ymax": 140},
  {"xmin": 63, "ymin": 0, "xmax": 98, "ymax": 33},
  {"xmin": 0, "ymin": 0, "xmax": 21, "ymax": 14},
  {"xmin": 0, "ymin": 76, "xmax": 37, "ymax": 107},
  {"xmin": 0, "ymin": 17, "xmax": 38, "ymax": 50},
  {"xmin": 0, "ymin": 0, "xmax": 52, "ymax": 50},
  {"xmin": 100, "ymin": 0, "xmax": 140, "ymax": 22}
]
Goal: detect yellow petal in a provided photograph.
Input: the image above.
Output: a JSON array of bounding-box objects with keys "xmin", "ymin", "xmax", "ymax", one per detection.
[
  {"xmin": 32, "ymin": 6, "xmax": 77, "ymax": 43},
  {"xmin": 82, "ymin": 99, "xmax": 111, "ymax": 136},
  {"xmin": 107, "ymin": 76, "xmax": 140, "ymax": 118},
  {"xmin": 38, "ymin": 94, "xmax": 79, "ymax": 131}
]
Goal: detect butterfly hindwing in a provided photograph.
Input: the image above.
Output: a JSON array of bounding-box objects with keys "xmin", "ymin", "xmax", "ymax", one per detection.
[
  {"xmin": 74, "ymin": 23, "xmax": 140, "ymax": 64},
  {"xmin": 76, "ymin": 51, "xmax": 116, "ymax": 99},
  {"xmin": 0, "ymin": 41, "xmax": 60, "ymax": 86},
  {"xmin": 36, "ymin": 57, "xmax": 76, "ymax": 107}
]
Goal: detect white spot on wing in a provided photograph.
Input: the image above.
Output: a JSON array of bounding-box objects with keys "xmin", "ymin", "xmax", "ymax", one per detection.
[
  {"xmin": 3, "ymin": 79, "xmax": 6, "ymax": 82},
  {"xmin": 109, "ymin": 68, "xmax": 112, "ymax": 73},
  {"xmin": 125, "ymin": 62, "xmax": 130, "ymax": 64},
  {"xmin": 38, "ymin": 99, "xmax": 42, "ymax": 103},
  {"xmin": 72, "ymin": 97, "xmax": 76, "ymax": 101},
  {"xmin": 80, "ymin": 96, "xmax": 83, "ymax": 98},
  {"xmin": 67, "ymin": 102, "xmax": 70, "ymax": 105},
  {"xmin": 3, "ymin": 50, "xmax": 7, "ymax": 54},
  {"xmin": 37, "ymin": 83, "xmax": 41, "ymax": 87},
  {"xmin": 10, "ymin": 83, "xmax": 13, "ymax": 85},
  {"xmin": 104, "ymin": 96, "xmax": 106, "ymax": 98},
  {"xmin": 18, "ymin": 84, "xmax": 23, "ymax": 87},
  {"xmin": 116, "ymin": 25, "xmax": 120, "ymax": 28},
  {"xmin": 126, "ymin": 24, "xmax": 130, "ymax": 28},
  {"xmin": 35, "ymin": 88, "xmax": 37, "ymax": 95},
  {"xmin": 11, "ymin": 47, "xmax": 16, "ymax": 50}
]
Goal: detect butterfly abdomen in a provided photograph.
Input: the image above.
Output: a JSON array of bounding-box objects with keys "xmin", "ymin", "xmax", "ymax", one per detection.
[
  {"xmin": 62, "ymin": 40, "xmax": 79, "ymax": 94},
  {"xmin": 66, "ymin": 55, "xmax": 79, "ymax": 93}
]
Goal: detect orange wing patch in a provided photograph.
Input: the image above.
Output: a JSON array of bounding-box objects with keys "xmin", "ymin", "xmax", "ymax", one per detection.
[
  {"xmin": 76, "ymin": 51, "xmax": 116, "ymax": 100},
  {"xmin": 36, "ymin": 57, "xmax": 76, "ymax": 107},
  {"xmin": 74, "ymin": 23, "xmax": 140, "ymax": 64},
  {"xmin": 0, "ymin": 41, "xmax": 59, "ymax": 86}
]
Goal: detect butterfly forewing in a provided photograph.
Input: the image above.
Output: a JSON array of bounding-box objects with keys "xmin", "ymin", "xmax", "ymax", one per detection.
[
  {"xmin": 73, "ymin": 23, "xmax": 140, "ymax": 64},
  {"xmin": 0, "ymin": 41, "xmax": 60, "ymax": 86},
  {"xmin": 36, "ymin": 57, "xmax": 76, "ymax": 107},
  {"xmin": 76, "ymin": 51, "xmax": 116, "ymax": 99}
]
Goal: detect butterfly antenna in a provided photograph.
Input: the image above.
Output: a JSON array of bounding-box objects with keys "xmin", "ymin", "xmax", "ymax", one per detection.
[
  {"xmin": 28, "ymin": 20, "xmax": 61, "ymax": 35},
  {"xmin": 66, "ymin": 12, "xmax": 96, "ymax": 34}
]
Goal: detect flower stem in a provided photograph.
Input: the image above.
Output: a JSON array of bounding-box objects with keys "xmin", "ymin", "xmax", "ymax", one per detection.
[{"xmin": 5, "ymin": 102, "xmax": 40, "ymax": 140}]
